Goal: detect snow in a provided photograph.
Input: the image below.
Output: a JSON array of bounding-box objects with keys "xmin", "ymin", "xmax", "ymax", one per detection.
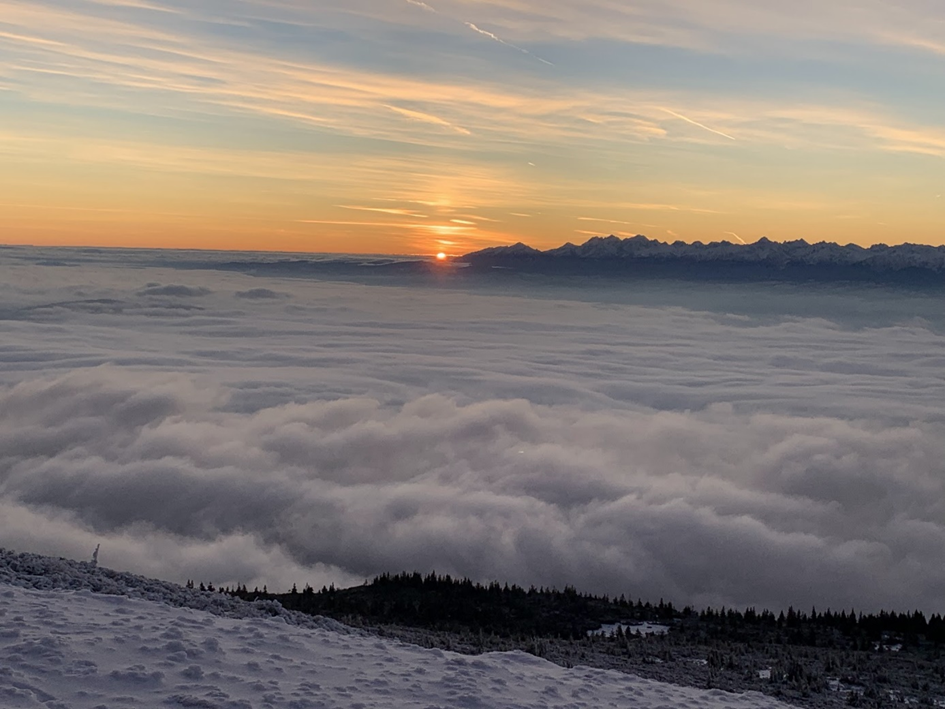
[
  {"xmin": 466, "ymin": 234, "xmax": 945, "ymax": 275},
  {"xmin": 0, "ymin": 549, "xmax": 349, "ymax": 633},
  {"xmin": 0, "ymin": 550, "xmax": 793, "ymax": 709}
]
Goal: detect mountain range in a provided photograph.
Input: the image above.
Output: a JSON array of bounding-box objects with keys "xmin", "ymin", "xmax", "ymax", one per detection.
[{"xmin": 461, "ymin": 235, "xmax": 945, "ymax": 285}]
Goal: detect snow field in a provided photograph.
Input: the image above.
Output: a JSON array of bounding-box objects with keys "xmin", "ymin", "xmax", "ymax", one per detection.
[{"xmin": 0, "ymin": 583, "xmax": 794, "ymax": 709}]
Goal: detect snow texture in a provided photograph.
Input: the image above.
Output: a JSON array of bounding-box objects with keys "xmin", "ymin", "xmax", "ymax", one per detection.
[
  {"xmin": 0, "ymin": 549, "xmax": 350, "ymax": 634},
  {"xmin": 0, "ymin": 551, "xmax": 792, "ymax": 709}
]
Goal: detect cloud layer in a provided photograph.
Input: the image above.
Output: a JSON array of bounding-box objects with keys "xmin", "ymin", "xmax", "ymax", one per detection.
[
  {"xmin": 3, "ymin": 365, "xmax": 945, "ymax": 613},
  {"xmin": 1, "ymin": 250, "xmax": 944, "ymax": 613}
]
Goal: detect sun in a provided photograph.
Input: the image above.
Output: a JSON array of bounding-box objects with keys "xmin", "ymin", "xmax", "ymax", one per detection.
[{"xmin": 436, "ymin": 252, "xmax": 447, "ymax": 261}]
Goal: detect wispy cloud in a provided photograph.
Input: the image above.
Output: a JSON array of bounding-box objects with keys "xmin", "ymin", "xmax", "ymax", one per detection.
[
  {"xmin": 660, "ymin": 107, "xmax": 736, "ymax": 141},
  {"xmin": 405, "ymin": 0, "xmax": 437, "ymax": 12},
  {"xmin": 1, "ymin": 0, "xmax": 943, "ymax": 250},
  {"xmin": 880, "ymin": 33, "xmax": 945, "ymax": 57},
  {"xmin": 419, "ymin": 0, "xmax": 945, "ymax": 60},
  {"xmin": 578, "ymin": 216, "xmax": 637, "ymax": 225},
  {"xmin": 404, "ymin": 0, "xmax": 553, "ymax": 66},
  {"xmin": 294, "ymin": 220, "xmax": 416, "ymax": 227},
  {"xmin": 464, "ymin": 22, "xmax": 555, "ymax": 66},
  {"xmin": 337, "ymin": 206, "xmax": 429, "ymax": 218},
  {"xmin": 457, "ymin": 214, "xmax": 502, "ymax": 223},
  {"xmin": 621, "ymin": 203, "xmax": 724, "ymax": 214},
  {"xmin": 385, "ymin": 105, "xmax": 472, "ymax": 135}
]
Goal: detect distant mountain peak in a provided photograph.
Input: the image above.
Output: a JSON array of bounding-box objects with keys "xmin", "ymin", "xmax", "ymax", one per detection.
[
  {"xmin": 461, "ymin": 235, "xmax": 945, "ymax": 285},
  {"xmin": 467, "ymin": 242, "xmax": 543, "ymax": 258}
]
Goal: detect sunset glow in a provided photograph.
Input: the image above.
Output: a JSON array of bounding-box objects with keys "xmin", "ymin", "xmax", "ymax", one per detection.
[{"xmin": 0, "ymin": 0, "xmax": 943, "ymax": 253}]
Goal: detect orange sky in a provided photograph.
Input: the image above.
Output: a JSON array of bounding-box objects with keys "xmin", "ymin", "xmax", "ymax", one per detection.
[{"xmin": 1, "ymin": 0, "xmax": 943, "ymax": 254}]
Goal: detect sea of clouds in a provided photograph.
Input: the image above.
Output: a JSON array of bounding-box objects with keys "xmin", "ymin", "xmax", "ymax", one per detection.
[{"xmin": 1, "ymin": 246, "xmax": 944, "ymax": 613}]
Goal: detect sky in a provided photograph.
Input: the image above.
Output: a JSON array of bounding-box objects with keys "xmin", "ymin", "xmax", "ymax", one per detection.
[
  {"xmin": 1, "ymin": 0, "xmax": 944, "ymax": 255},
  {"xmin": 2, "ymin": 249, "xmax": 945, "ymax": 613}
]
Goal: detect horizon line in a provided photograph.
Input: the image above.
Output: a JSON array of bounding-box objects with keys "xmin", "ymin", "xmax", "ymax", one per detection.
[{"xmin": 1, "ymin": 233, "xmax": 936, "ymax": 258}]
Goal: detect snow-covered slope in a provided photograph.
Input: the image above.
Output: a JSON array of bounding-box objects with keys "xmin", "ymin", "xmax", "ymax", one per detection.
[
  {"xmin": 0, "ymin": 549, "xmax": 348, "ymax": 633},
  {"xmin": 463, "ymin": 235, "xmax": 945, "ymax": 282},
  {"xmin": 0, "ymin": 550, "xmax": 791, "ymax": 709}
]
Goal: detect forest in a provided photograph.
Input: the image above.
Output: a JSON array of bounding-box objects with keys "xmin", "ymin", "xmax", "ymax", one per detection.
[{"xmin": 201, "ymin": 572, "xmax": 945, "ymax": 708}]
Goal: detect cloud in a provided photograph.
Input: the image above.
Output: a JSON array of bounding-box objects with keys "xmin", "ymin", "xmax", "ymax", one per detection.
[
  {"xmin": 463, "ymin": 22, "xmax": 554, "ymax": 66},
  {"xmin": 1, "ymin": 0, "xmax": 944, "ymax": 252},
  {"xmin": 405, "ymin": 0, "xmax": 437, "ymax": 12},
  {"xmin": 138, "ymin": 284, "xmax": 212, "ymax": 297},
  {"xmin": 383, "ymin": 105, "xmax": 472, "ymax": 136},
  {"xmin": 426, "ymin": 0, "xmax": 945, "ymax": 57},
  {"xmin": 234, "ymin": 288, "xmax": 289, "ymax": 300},
  {"xmin": 1, "ymin": 366, "xmax": 945, "ymax": 613},
  {"xmin": 2, "ymin": 252, "xmax": 945, "ymax": 613},
  {"xmin": 337, "ymin": 206, "xmax": 429, "ymax": 218},
  {"xmin": 659, "ymin": 107, "xmax": 736, "ymax": 141},
  {"xmin": 2, "ymin": 0, "xmax": 943, "ymax": 254}
]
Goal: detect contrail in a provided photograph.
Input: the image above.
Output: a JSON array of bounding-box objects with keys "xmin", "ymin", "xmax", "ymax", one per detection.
[
  {"xmin": 464, "ymin": 22, "xmax": 554, "ymax": 66},
  {"xmin": 405, "ymin": 0, "xmax": 437, "ymax": 11},
  {"xmin": 404, "ymin": 0, "xmax": 553, "ymax": 67},
  {"xmin": 660, "ymin": 108, "xmax": 736, "ymax": 141},
  {"xmin": 724, "ymin": 231, "xmax": 748, "ymax": 244}
]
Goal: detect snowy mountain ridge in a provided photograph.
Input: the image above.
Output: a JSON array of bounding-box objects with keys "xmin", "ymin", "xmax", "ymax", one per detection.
[
  {"xmin": 462, "ymin": 235, "xmax": 945, "ymax": 281},
  {"xmin": 0, "ymin": 547, "xmax": 351, "ymax": 634},
  {"xmin": 0, "ymin": 548, "xmax": 792, "ymax": 709}
]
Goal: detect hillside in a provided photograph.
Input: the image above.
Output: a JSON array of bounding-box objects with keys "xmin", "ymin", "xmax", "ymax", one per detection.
[
  {"xmin": 0, "ymin": 549, "xmax": 789, "ymax": 709},
  {"xmin": 232, "ymin": 572, "xmax": 945, "ymax": 708}
]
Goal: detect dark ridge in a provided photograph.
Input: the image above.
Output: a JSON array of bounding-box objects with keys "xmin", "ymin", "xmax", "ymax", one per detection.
[
  {"xmin": 211, "ymin": 572, "xmax": 945, "ymax": 706},
  {"xmin": 220, "ymin": 571, "xmax": 945, "ymax": 648},
  {"xmin": 459, "ymin": 235, "xmax": 945, "ymax": 286}
]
